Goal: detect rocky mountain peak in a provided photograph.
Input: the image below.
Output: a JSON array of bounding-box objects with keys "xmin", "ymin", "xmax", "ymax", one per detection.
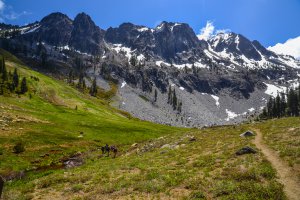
[
  {"xmin": 69, "ymin": 12, "xmax": 105, "ymax": 54},
  {"xmin": 73, "ymin": 12, "xmax": 96, "ymax": 28},
  {"xmin": 21, "ymin": 12, "xmax": 73, "ymax": 46},
  {"xmin": 209, "ymin": 32, "xmax": 263, "ymax": 61},
  {"xmin": 40, "ymin": 12, "xmax": 72, "ymax": 25}
]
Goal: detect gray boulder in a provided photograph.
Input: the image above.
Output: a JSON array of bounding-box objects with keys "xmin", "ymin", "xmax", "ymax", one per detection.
[
  {"xmin": 236, "ymin": 146, "xmax": 257, "ymax": 155},
  {"xmin": 240, "ymin": 131, "xmax": 255, "ymax": 137}
]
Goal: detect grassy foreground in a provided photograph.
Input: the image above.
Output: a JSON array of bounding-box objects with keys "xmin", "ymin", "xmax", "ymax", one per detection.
[{"xmin": 1, "ymin": 52, "xmax": 298, "ymax": 199}]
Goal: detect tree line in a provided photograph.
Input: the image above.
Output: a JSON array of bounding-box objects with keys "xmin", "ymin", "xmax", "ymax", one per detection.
[
  {"xmin": 0, "ymin": 56, "xmax": 29, "ymax": 95},
  {"xmin": 260, "ymin": 86, "xmax": 300, "ymax": 119}
]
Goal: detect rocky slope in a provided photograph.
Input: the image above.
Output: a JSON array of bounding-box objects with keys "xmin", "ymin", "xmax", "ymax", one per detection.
[{"xmin": 0, "ymin": 12, "xmax": 299, "ymax": 127}]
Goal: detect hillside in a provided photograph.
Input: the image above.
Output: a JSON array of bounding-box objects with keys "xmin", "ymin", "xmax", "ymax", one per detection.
[
  {"xmin": 0, "ymin": 49, "xmax": 184, "ymax": 178},
  {"xmin": 0, "ymin": 52, "xmax": 299, "ymax": 199}
]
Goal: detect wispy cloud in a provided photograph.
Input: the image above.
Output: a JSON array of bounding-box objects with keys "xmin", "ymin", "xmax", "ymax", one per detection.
[
  {"xmin": 0, "ymin": 0, "xmax": 4, "ymax": 11},
  {"xmin": 197, "ymin": 21, "xmax": 215, "ymax": 40},
  {"xmin": 197, "ymin": 21, "xmax": 231, "ymax": 40},
  {"xmin": 268, "ymin": 36, "xmax": 300, "ymax": 60},
  {"xmin": 0, "ymin": 0, "xmax": 31, "ymax": 22}
]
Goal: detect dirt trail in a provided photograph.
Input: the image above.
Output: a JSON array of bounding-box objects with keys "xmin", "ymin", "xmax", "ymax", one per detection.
[{"xmin": 252, "ymin": 129, "xmax": 300, "ymax": 200}]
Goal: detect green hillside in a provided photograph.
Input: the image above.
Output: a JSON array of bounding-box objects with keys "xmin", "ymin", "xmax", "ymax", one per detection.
[{"xmin": 0, "ymin": 49, "xmax": 184, "ymax": 175}]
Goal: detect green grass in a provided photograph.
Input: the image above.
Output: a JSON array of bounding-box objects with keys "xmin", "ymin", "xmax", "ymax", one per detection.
[{"xmin": 3, "ymin": 125, "xmax": 286, "ymax": 199}]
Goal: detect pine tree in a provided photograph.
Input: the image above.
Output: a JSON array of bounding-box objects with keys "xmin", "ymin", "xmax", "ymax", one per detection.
[
  {"xmin": 167, "ymin": 85, "xmax": 172, "ymax": 104},
  {"xmin": 82, "ymin": 79, "xmax": 86, "ymax": 90},
  {"xmin": 13, "ymin": 68, "xmax": 19, "ymax": 88},
  {"xmin": 1, "ymin": 57, "xmax": 8, "ymax": 82},
  {"xmin": 0, "ymin": 56, "xmax": 3, "ymax": 74},
  {"xmin": 89, "ymin": 78, "xmax": 97, "ymax": 97},
  {"xmin": 177, "ymin": 101, "xmax": 182, "ymax": 113},
  {"xmin": 267, "ymin": 96, "xmax": 274, "ymax": 117},
  {"xmin": 172, "ymin": 89, "xmax": 177, "ymax": 110},
  {"xmin": 77, "ymin": 73, "xmax": 84, "ymax": 89},
  {"xmin": 41, "ymin": 50, "xmax": 47, "ymax": 66},
  {"xmin": 68, "ymin": 70, "xmax": 74, "ymax": 84},
  {"xmin": 280, "ymin": 92, "xmax": 286, "ymax": 117},
  {"xmin": 20, "ymin": 77, "xmax": 28, "ymax": 94},
  {"xmin": 154, "ymin": 89, "xmax": 158, "ymax": 102},
  {"xmin": 275, "ymin": 94, "xmax": 281, "ymax": 118},
  {"xmin": 287, "ymin": 88, "xmax": 299, "ymax": 116}
]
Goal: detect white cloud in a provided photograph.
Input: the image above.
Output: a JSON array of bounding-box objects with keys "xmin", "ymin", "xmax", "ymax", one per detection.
[
  {"xmin": 268, "ymin": 36, "xmax": 300, "ymax": 60},
  {"xmin": 0, "ymin": 1, "xmax": 30, "ymax": 22},
  {"xmin": 197, "ymin": 21, "xmax": 215, "ymax": 40},
  {"xmin": 0, "ymin": 0, "xmax": 4, "ymax": 12},
  {"xmin": 197, "ymin": 21, "xmax": 231, "ymax": 41}
]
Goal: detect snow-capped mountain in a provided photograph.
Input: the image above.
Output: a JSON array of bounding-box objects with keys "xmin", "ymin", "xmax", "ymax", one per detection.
[{"xmin": 0, "ymin": 12, "xmax": 299, "ymax": 127}]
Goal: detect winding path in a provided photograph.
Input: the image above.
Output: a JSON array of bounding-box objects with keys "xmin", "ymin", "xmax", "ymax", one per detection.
[{"xmin": 252, "ymin": 129, "xmax": 300, "ymax": 200}]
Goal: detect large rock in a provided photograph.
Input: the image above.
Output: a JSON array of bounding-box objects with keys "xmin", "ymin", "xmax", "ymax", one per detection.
[
  {"xmin": 236, "ymin": 146, "xmax": 257, "ymax": 155},
  {"xmin": 240, "ymin": 131, "xmax": 255, "ymax": 137}
]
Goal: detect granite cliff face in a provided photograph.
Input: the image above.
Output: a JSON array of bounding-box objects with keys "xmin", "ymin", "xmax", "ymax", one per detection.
[{"xmin": 0, "ymin": 12, "xmax": 299, "ymax": 127}]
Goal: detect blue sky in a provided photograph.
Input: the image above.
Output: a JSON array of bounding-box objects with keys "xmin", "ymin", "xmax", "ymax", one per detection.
[{"xmin": 1, "ymin": 0, "xmax": 300, "ymax": 47}]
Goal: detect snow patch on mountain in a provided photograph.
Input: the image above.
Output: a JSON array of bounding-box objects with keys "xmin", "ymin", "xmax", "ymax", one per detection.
[
  {"xmin": 121, "ymin": 81, "xmax": 127, "ymax": 88},
  {"xmin": 137, "ymin": 27, "xmax": 150, "ymax": 32},
  {"xmin": 248, "ymin": 108, "xmax": 255, "ymax": 112},
  {"xmin": 264, "ymin": 83, "xmax": 286, "ymax": 97},
  {"xmin": 225, "ymin": 109, "xmax": 238, "ymax": 121},
  {"xmin": 156, "ymin": 61, "xmax": 171, "ymax": 67},
  {"xmin": 170, "ymin": 23, "xmax": 182, "ymax": 31},
  {"xmin": 211, "ymin": 95, "xmax": 220, "ymax": 107},
  {"xmin": 23, "ymin": 25, "xmax": 40, "ymax": 34},
  {"xmin": 112, "ymin": 44, "xmax": 133, "ymax": 60}
]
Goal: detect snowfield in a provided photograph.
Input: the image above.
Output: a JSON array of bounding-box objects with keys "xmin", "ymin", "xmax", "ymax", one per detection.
[
  {"xmin": 225, "ymin": 109, "xmax": 238, "ymax": 121},
  {"xmin": 264, "ymin": 83, "xmax": 286, "ymax": 97}
]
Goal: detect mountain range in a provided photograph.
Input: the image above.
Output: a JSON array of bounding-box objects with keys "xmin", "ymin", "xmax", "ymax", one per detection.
[{"xmin": 0, "ymin": 12, "xmax": 299, "ymax": 127}]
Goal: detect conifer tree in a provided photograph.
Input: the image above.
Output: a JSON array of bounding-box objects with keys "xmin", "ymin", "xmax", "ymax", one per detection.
[
  {"xmin": 89, "ymin": 78, "xmax": 97, "ymax": 97},
  {"xmin": 280, "ymin": 92, "xmax": 286, "ymax": 117},
  {"xmin": 275, "ymin": 94, "xmax": 281, "ymax": 118},
  {"xmin": 172, "ymin": 89, "xmax": 177, "ymax": 110},
  {"xmin": 0, "ymin": 56, "xmax": 3, "ymax": 74},
  {"xmin": 13, "ymin": 68, "xmax": 19, "ymax": 88},
  {"xmin": 167, "ymin": 85, "xmax": 172, "ymax": 104},
  {"xmin": 1, "ymin": 58, "xmax": 7, "ymax": 82},
  {"xmin": 177, "ymin": 101, "xmax": 182, "ymax": 113},
  {"xmin": 20, "ymin": 77, "xmax": 28, "ymax": 94},
  {"xmin": 154, "ymin": 89, "xmax": 158, "ymax": 102},
  {"xmin": 82, "ymin": 79, "xmax": 86, "ymax": 90}
]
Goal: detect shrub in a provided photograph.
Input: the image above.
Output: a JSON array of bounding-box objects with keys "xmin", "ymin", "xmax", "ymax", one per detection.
[{"xmin": 13, "ymin": 142, "xmax": 25, "ymax": 154}]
